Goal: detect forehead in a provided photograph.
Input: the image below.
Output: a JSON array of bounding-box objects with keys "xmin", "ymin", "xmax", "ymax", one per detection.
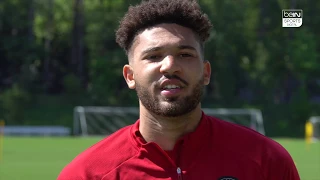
[{"xmin": 130, "ymin": 23, "xmax": 201, "ymax": 55}]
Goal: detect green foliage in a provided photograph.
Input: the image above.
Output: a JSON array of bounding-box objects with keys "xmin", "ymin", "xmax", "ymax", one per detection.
[
  {"xmin": 23, "ymin": 94, "xmax": 76, "ymax": 127},
  {"xmin": 63, "ymin": 74, "xmax": 83, "ymax": 95},
  {"xmin": 88, "ymin": 50, "xmax": 137, "ymax": 106},
  {"xmin": 287, "ymin": 28, "xmax": 319, "ymax": 79},
  {"xmin": 0, "ymin": 84, "xmax": 29, "ymax": 125}
]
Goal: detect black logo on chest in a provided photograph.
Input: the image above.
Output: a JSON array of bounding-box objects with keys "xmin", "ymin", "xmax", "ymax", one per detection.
[{"xmin": 218, "ymin": 176, "xmax": 238, "ymax": 180}]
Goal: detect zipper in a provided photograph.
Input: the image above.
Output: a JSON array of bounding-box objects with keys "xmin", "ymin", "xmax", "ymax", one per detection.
[
  {"xmin": 176, "ymin": 140, "xmax": 183, "ymax": 180},
  {"xmin": 177, "ymin": 167, "xmax": 182, "ymax": 180},
  {"xmin": 148, "ymin": 142, "xmax": 184, "ymax": 179}
]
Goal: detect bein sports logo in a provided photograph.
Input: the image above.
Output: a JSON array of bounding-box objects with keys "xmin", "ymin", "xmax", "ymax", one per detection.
[
  {"xmin": 218, "ymin": 177, "xmax": 238, "ymax": 180},
  {"xmin": 282, "ymin": 9, "xmax": 303, "ymax": 28}
]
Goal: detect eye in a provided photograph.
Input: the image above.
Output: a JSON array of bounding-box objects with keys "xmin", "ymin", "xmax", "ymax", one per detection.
[
  {"xmin": 179, "ymin": 53, "xmax": 193, "ymax": 58},
  {"xmin": 147, "ymin": 55, "xmax": 162, "ymax": 60}
]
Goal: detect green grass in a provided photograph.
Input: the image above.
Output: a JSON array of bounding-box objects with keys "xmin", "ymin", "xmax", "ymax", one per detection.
[
  {"xmin": 0, "ymin": 137, "xmax": 319, "ymax": 180},
  {"xmin": 275, "ymin": 138, "xmax": 320, "ymax": 180},
  {"xmin": 0, "ymin": 137, "xmax": 102, "ymax": 180}
]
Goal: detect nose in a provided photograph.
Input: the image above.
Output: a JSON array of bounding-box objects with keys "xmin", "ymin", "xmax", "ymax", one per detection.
[{"xmin": 159, "ymin": 55, "xmax": 181, "ymax": 75}]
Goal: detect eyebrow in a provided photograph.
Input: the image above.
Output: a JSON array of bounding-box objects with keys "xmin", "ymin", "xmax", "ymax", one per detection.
[{"xmin": 141, "ymin": 45, "xmax": 197, "ymax": 55}]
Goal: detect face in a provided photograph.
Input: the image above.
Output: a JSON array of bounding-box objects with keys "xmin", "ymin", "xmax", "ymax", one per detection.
[{"xmin": 123, "ymin": 23, "xmax": 211, "ymax": 117}]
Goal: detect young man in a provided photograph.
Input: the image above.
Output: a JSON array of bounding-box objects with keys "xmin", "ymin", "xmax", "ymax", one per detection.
[{"xmin": 58, "ymin": 0, "xmax": 300, "ymax": 179}]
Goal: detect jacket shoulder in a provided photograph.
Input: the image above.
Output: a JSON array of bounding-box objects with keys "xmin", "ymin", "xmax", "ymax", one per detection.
[
  {"xmin": 207, "ymin": 115, "xmax": 299, "ymax": 179},
  {"xmin": 57, "ymin": 125, "xmax": 138, "ymax": 180},
  {"xmin": 207, "ymin": 115, "xmax": 290, "ymax": 155}
]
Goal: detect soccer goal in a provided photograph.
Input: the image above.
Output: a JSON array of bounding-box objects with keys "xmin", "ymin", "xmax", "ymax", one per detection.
[
  {"xmin": 309, "ymin": 116, "xmax": 320, "ymax": 142},
  {"xmin": 73, "ymin": 106, "xmax": 265, "ymax": 136}
]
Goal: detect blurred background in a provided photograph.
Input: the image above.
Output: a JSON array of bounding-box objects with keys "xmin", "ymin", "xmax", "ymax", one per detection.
[
  {"xmin": 1, "ymin": 0, "xmax": 319, "ymax": 137},
  {"xmin": 0, "ymin": 0, "xmax": 319, "ymax": 179}
]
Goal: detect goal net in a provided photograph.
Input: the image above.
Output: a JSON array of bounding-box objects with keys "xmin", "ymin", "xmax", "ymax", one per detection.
[
  {"xmin": 309, "ymin": 116, "xmax": 320, "ymax": 142},
  {"xmin": 73, "ymin": 106, "xmax": 265, "ymax": 136}
]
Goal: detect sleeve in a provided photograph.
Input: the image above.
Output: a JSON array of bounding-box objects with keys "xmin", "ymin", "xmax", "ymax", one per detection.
[
  {"xmin": 57, "ymin": 157, "xmax": 91, "ymax": 180},
  {"xmin": 263, "ymin": 142, "xmax": 300, "ymax": 180},
  {"xmin": 281, "ymin": 161, "xmax": 300, "ymax": 180},
  {"xmin": 268, "ymin": 155, "xmax": 300, "ymax": 180},
  {"xmin": 57, "ymin": 165, "xmax": 84, "ymax": 180}
]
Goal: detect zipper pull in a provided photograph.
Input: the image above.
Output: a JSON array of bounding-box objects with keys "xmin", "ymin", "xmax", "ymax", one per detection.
[{"xmin": 177, "ymin": 167, "xmax": 182, "ymax": 180}]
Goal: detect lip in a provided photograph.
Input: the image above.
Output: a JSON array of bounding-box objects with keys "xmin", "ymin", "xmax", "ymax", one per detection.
[
  {"xmin": 161, "ymin": 88, "xmax": 183, "ymax": 98},
  {"xmin": 160, "ymin": 79, "xmax": 186, "ymax": 90},
  {"xmin": 159, "ymin": 79, "xmax": 186, "ymax": 98}
]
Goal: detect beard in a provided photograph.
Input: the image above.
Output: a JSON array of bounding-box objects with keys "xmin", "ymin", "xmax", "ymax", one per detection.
[{"xmin": 135, "ymin": 77, "xmax": 204, "ymax": 117}]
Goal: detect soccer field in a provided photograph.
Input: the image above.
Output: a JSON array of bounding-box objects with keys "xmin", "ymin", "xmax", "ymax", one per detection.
[{"xmin": 0, "ymin": 137, "xmax": 319, "ymax": 180}]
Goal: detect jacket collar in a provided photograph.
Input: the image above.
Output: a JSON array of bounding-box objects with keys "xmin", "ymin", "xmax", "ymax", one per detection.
[{"xmin": 130, "ymin": 111, "xmax": 210, "ymax": 170}]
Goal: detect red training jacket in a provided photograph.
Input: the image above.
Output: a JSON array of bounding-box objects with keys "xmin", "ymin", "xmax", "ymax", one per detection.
[{"xmin": 58, "ymin": 112, "xmax": 300, "ymax": 180}]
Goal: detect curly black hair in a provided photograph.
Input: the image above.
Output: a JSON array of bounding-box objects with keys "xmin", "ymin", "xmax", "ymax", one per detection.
[{"xmin": 115, "ymin": 0, "xmax": 213, "ymax": 53}]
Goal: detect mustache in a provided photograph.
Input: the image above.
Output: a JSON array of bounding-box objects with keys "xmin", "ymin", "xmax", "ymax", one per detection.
[{"xmin": 160, "ymin": 74, "xmax": 189, "ymax": 86}]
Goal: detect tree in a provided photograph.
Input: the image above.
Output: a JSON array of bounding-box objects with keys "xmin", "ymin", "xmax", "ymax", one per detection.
[
  {"xmin": 43, "ymin": 0, "xmax": 54, "ymax": 92},
  {"xmin": 71, "ymin": 0, "xmax": 85, "ymax": 86}
]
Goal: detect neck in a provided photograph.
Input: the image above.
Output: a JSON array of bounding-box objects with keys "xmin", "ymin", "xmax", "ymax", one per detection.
[{"xmin": 139, "ymin": 104, "xmax": 202, "ymax": 151}]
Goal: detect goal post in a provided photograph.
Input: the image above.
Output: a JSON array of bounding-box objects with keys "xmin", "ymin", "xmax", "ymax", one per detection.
[
  {"xmin": 307, "ymin": 116, "xmax": 320, "ymax": 142},
  {"xmin": 0, "ymin": 119, "xmax": 4, "ymax": 162},
  {"xmin": 202, "ymin": 108, "xmax": 265, "ymax": 135},
  {"xmin": 73, "ymin": 106, "xmax": 265, "ymax": 136},
  {"xmin": 73, "ymin": 106, "xmax": 139, "ymax": 136}
]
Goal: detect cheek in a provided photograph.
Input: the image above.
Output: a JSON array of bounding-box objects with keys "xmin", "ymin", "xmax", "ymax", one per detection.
[
  {"xmin": 134, "ymin": 71, "xmax": 154, "ymax": 87},
  {"xmin": 184, "ymin": 62, "xmax": 203, "ymax": 77},
  {"xmin": 134, "ymin": 63, "xmax": 161, "ymax": 84}
]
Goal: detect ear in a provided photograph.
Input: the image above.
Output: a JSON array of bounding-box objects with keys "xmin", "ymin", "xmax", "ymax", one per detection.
[
  {"xmin": 123, "ymin": 64, "xmax": 135, "ymax": 89},
  {"xmin": 203, "ymin": 60, "xmax": 211, "ymax": 85}
]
